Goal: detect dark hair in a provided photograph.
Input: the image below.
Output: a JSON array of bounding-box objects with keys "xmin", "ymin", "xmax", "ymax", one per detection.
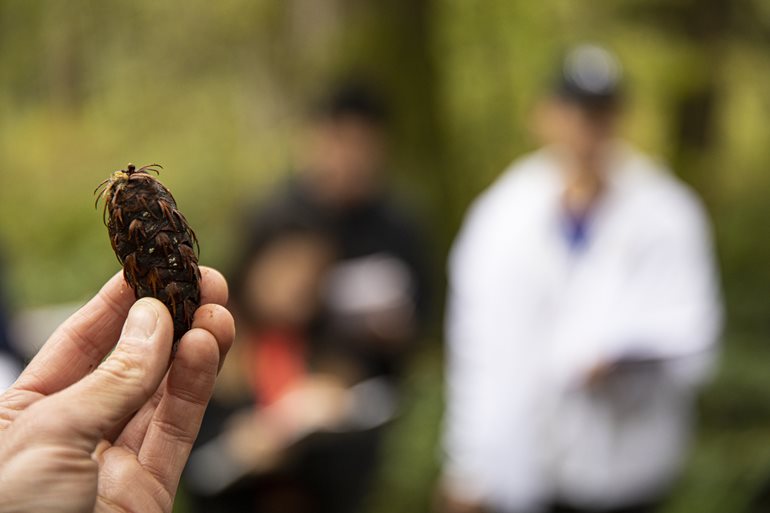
[
  {"xmin": 230, "ymin": 204, "xmax": 335, "ymax": 325},
  {"xmin": 312, "ymin": 79, "xmax": 389, "ymax": 126}
]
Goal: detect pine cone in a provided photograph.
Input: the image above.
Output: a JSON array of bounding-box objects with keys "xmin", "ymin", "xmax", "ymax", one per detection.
[{"xmin": 96, "ymin": 163, "xmax": 201, "ymax": 343}]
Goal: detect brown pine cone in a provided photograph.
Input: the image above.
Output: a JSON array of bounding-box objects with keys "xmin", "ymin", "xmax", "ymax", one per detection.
[{"xmin": 96, "ymin": 163, "xmax": 201, "ymax": 343}]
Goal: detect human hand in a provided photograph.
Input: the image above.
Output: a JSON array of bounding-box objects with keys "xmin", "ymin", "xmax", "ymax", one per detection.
[
  {"xmin": 224, "ymin": 375, "xmax": 349, "ymax": 468},
  {"xmin": 433, "ymin": 485, "xmax": 487, "ymax": 513},
  {"xmin": 584, "ymin": 355, "xmax": 667, "ymax": 389},
  {"xmin": 584, "ymin": 360, "xmax": 619, "ymax": 388},
  {"xmin": 269, "ymin": 375, "xmax": 349, "ymax": 433},
  {"xmin": 0, "ymin": 267, "xmax": 234, "ymax": 513}
]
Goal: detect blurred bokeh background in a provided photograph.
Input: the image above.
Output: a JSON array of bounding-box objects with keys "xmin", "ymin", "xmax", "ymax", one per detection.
[{"xmin": 0, "ymin": 0, "xmax": 769, "ymax": 511}]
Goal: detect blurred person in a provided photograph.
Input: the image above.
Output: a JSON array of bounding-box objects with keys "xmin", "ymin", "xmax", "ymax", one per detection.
[
  {"xmin": 184, "ymin": 80, "xmax": 432, "ymax": 513},
  {"xmin": 439, "ymin": 45, "xmax": 723, "ymax": 513},
  {"xmin": 0, "ymin": 267, "xmax": 234, "ymax": 512}
]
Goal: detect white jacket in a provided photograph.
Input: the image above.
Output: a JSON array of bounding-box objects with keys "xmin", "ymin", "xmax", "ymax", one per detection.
[{"xmin": 442, "ymin": 145, "xmax": 723, "ymax": 512}]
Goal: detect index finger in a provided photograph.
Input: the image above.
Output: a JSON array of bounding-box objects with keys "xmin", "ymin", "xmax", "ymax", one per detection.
[{"xmin": 13, "ymin": 266, "xmax": 229, "ymax": 396}]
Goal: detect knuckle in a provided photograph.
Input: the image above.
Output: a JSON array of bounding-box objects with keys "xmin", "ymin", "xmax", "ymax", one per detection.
[
  {"xmin": 152, "ymin": 416, "xmax": 196, "ymax": 445},
  {"xmin": 97, "ymin": 349, "xmax": 153, "ymax": 396}
]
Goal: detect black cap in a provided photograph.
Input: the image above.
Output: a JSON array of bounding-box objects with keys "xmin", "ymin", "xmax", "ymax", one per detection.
[{"xmin": 554, "ymin": 44, "xmax": 623, "ymax": 109}]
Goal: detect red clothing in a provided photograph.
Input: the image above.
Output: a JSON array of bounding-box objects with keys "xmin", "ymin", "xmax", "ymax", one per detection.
[{"xmin": 247, "ymin": 329, "xmax": 307, "ymax": 407}]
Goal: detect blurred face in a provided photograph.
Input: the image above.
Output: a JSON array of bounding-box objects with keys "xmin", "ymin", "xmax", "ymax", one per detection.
[
  {"xmin": 244, "ymin": 234, "xmax": 334, "ymax": 328},
  {"xmin": 533, "ymin": 96, "xmax": 619, "ymax": 172},
  {"xmin": 304, "ymin": 115, "xmax": 386, "ymax": 206}
]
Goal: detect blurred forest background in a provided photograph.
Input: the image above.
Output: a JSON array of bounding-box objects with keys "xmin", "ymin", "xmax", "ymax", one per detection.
[{"xmin": 1, "ymin": 0, "xmax": 770, "ymax": 512}]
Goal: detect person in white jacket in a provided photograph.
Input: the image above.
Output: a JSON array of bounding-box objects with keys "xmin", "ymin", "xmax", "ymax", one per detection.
[{"xmin": 439, "ymin": 45, "xmax": 723, "ymax": 513}]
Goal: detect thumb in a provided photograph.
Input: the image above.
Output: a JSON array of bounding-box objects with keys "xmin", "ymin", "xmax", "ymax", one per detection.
[{"xmin": 37, "ymin": 298, "xmax": 174, "ymax": 444}]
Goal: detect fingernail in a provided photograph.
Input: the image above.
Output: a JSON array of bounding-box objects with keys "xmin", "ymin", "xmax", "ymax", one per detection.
[{"xmin": 123, "ymin": 300, "xmax": 159, "ymax": 341}]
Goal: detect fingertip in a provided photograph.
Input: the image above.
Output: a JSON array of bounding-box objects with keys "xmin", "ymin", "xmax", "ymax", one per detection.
[
  {"xmin": 124, "ymin": 297, "xmax": 173, "ymax": 343},
  {"xmin": 175, "ymin": 327, "xmax": 220, "ymax": 373},
  {"xmin": 134, "ymin": 296, "xmax": 172, "ymax": 320},
  {"xmin": 192, "ymin": 304, "xmax": 235, "ymax": 348},
  {"xmin": 96, "ymin": 271, "xmax": 136, "ymax": 313},
  {"xmin": 105, "ymin": 269, "xmax": 129, "ymax": 290},
  {"xmin": 190, "ymin": 305, "xmax": 234, "ymax": 373},
  {"xmin": 199, "ymin": 266, "xmax": 229, "ymax": 306}
]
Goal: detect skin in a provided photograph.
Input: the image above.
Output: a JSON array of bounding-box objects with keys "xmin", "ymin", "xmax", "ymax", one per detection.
[
  {"xmin": 434, "ymin": 490, "xmax": 488, "ymax": 513},
  {"xmin": 302, "ymin": 115, "xmax": 386, "ymax": 208},
  {"xmin": 532, "ymin": 96, "xmax": 619, "ymax": 215},
  {"xmin": 0, "ymin": 266, "xmax": 235, "ymax": 513},
  {"xmin": 244, "ymin": 233, "xmax": 334, "ymax": 328}
]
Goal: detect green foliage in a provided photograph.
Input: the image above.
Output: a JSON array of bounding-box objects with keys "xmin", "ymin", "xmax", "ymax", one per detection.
[{"xmin": 1, "ymin": 1, "xmax": 769, "ymax": 512}]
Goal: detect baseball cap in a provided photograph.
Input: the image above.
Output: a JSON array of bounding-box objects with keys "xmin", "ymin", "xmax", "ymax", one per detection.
[{"xmin": 554, "ymin": 44, "xmax": 623, "ymax": 109}]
